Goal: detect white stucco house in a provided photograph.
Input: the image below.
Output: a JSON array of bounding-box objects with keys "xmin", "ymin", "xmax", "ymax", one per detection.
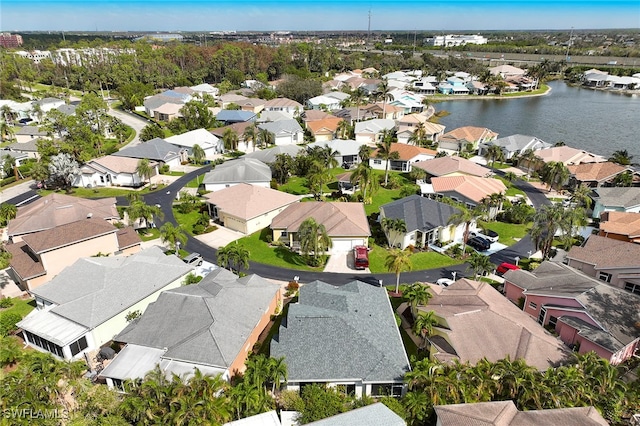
[
  {"xmin": 257, "ymin": 119, "xmax": 304, "ymax": 146},
  {"xmin": 201, "ymin": 157, "xmax": 272, "ymax": 192},
  {"xmin": 165, "ymin": 128, "xmax": 223, "ymax": 158}
]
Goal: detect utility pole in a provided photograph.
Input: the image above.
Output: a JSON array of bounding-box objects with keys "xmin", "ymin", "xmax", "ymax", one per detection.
[
  {"xmin": 565, "ymin": 27, "xmax": 574, "ymax": 62},
  {"xmin": 367, "ymin": 9, "xmax": 371, "ymax": 41}
]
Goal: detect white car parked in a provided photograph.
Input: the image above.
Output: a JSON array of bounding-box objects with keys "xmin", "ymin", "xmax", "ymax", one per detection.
[{"xmin": 435, "ymin": 278, "xmax": 455, "ymax": 287}]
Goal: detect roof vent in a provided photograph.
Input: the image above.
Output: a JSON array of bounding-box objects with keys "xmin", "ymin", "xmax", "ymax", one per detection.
[{"xmin": 87, "ymin": 213, "xmax": 93, "ymax": 219}]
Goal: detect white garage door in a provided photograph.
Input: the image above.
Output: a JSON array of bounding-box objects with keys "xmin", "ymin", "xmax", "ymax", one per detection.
[{"xmin": 330, "ymin": 238, "xmax": 366, "ymax": 254}]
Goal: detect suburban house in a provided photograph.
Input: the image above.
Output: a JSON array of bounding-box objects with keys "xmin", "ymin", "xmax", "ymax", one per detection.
[
  {"xmin": 396, "ymin": 114, "xmax": 445, "ymax": 145},
  {"xmin": 425, "ymin": 175, "xmax": 507, "ymax": 207},
  {"xmin": 152, "ymin": 103, "xmax": 182, "ymax": 121},
  {"xmin": 380, "ymin": 195, "xmax": 468, "ymax": 249},
  {"xmin": 7, "ymin": 193, "xmax": 119, "ymax": 242},
  {"xmin": 438, "ymin": 77, "xmax": 470, "ymax": 95},
  {"xmin": 216, "ymin": 110, "xmax": 257, "ymax": 125},
  {"xmin": 190, "ymin": 83, "xmax": 219, "ymax": 98},
  {"xmin": 270, "ymin": 202, "xmax": 370, "ymax": 253},
  {"xmin": 370, "ymin": 143, "xmax": 437, "ymax": 173},
  {"xmin": 354, "ymin": 119, "xmax": 396, "ymax": 145},
  {"xmin": 15, "ymin": 125, "xmax": 47, "ymax": 143},
  {"xmin": 389, "ymin": 90, "xmax": 427, "ymax": 114},
  {"xmin": 306, "ymin": 94, "xmax": 343, "ymax": 111},
  {"xmin": 7, "ymin": 219, "xmax": 141, "ymax": 290},
  {"xmin": 74, "ymin": 155, "xmax": 153, "ymax": 188},
  {"xmin": 567, "ymin": 161, "xmax": 636, "ymax": 188},
  {"xmin": 478, "ymin": 134, "xmax": 551, "ymax": 160},
  {"xmin": 100, "ymin": 268, "xmax": 282, "ymax": 389},
  {"xmin": 307, "ymin": 139, "xmax": 362, "ymax": 168},
  {"xmin": 271, "ymin": 280, "xmax": 411, "ymax": 398},
  {"xmin": 237, "ymin": 98, "xmax": 266, "ymax": 114},
  {"xmin": 204, "ymin": 183, "xmax": 301, "ymax": 235},
  {"xmin": 420, "ymin": 279, "xmax": 570, "ymax": 370},
  {"xmin": 305, "ymin": 117, "xmax": 343, "ymax": 142},
  {"xmin": 532, "ymin": 146, "xmax": 607, "ymax": 169},
  {"xmin": 412, "ymin": 156, "xmax": 492, "ymax": 180},
  {"xmin": 257, "ymin": 119, "xmax": 304, "ymax": 145},
  {"xmin": 143, "ymin": 91, "xmax": 191, "ymax": 118},
  {"xmin": 598, "ymin": 211, "xmax": 640, "ymax": 244},
  {"xmin": 362, "ymin": 102, "xmax": 405, "ymax": 120},
  {"xmin": 6, "ymin": 139, "xmax": 40, "ymax": 160},
  {"xmin": 489, "ymin": 64, "xmax": 526, "ymax": 79},
  {"xmin": 333, "ymin": 107, "xmax": 378, "ymax": 124},
  {"xmin": 434, "ymin": 401, "xmax": 608, "ymax": 426},
  {"xmin": 201, "ymin": 157, "xmax": 272, "ymax": 192},
  {"xmin": 591, "ymin": 187, "xmax": 640, "ymax": 219},
  {"xmin": 34, "ymin": 97, "xmax": 65, "ymax": 114},
  {"xmin": 502, "ymin": 261, "xmax": 640, "ymax": 365},
  {"xmin": 17, "ymin": 247, "xmax": 192, "ymax": 360},
  {"xmin": 210, "ymin": 122, "xmax": 255, "ymax": 152},
  {"xmin": 242, "ymin": 145, "xmax": 304, "ymax": 164},
  {"xmin": 113, "ymin": 137, "xmax": 186, "ymax": 169},
  {"xmin": 219, "ymin": 93, "xmax": 249, "ymax": 109},
  {"xmin": 565, "ymin": 234, "xmax": 640, "ymax": 295},
  {"xmin": 262, "ymin": 97, "xmax": 303, "ymax": 118},
  {"xmin": 438, "ymin": 126, "xmax": 498, "ymax": 152},
  {"xmin": 165, "ymin": 128, "xmax": 223, "ymax": 158}
]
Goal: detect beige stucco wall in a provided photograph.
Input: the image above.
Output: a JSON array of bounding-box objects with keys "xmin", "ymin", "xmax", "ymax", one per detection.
[{"xmin": 224, "ymin": 203, "xmax": 296, "ymax": 236}]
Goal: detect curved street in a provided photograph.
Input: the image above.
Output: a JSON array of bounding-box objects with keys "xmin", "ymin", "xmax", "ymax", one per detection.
[
  {"xmin": 143, "ymin": 166, "xmax": 550, "ymax": 286},
  {"xmin": 107, "ymin": 105, "xmax": 151, "ymax": 147}
]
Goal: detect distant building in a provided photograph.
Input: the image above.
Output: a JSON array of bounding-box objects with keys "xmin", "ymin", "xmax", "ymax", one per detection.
[
  {"xmin": 425, "ymin": 34, "xmax": 487, "ymax": 47},
  {"xmin": 0, "ymin": 33, "xmax": 23, "ymax": 48}
]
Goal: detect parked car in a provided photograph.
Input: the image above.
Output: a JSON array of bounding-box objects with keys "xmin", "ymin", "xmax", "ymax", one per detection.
[
  {"xmin": 467, "ymin": 236, "xmax": 491, "ymax": 251},
  {"xmin": 496, "ymin": 262, "xmax": 520, "ymax": 276},
  {"xmin": 470, "ymin": 229, "xmax": 499, "ymax": 243},
  {"xmin": 435, "ymin": 278, "xmax": 454, "ymax": 287},
  {"xmin": 353, "ymin": 245, "xmax": 369, "ymax": 270},
  {"xmin": 182, "ymin": 252, "xmax": 203, "ymax": 266}
]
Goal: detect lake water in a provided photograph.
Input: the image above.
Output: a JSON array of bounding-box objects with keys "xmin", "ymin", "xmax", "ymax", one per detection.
[{"xmin": 435, "ymin": 81, "xmax": 640, "ymax": 160}]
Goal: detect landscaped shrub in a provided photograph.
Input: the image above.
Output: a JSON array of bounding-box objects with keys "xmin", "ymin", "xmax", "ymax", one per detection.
[
  {"xmin": 1, "ymin": 176, "xmax": 16, "ymax": 187},
  {"xmin": 0, "ymin": 297, "xmax": 14, "ymax": 308},
  {"xmin": 193, "ymin": 224, "xmax": 205, "ymax": 235},
  {"xmin": 0, "ymin": 312, "xmax": 22, "ymax": 336},
  {"xmin": 159, "ymin": 164, "xmax": 170, "ymax": 174}
]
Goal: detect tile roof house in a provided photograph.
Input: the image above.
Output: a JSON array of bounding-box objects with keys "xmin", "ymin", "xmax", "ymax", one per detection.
[
  {"xmin": 380, "ymin": 195, "xmax": 468, "ymax": 250},
  {"xmin": 438, "ymin": 126, "xmax": 498, "ymax": 152},
  {"xmin": 204, "ymin": 183, "xmax": 301, "ymax": 235},
  {"xmin": 257, "ymin": 119, "xmax": 304, "ymax": 146},
  {"xmin": 219, "ymin": 93, "xmax": 249, "ymax": 109},
  {"xmin": 202, "ymin": 157, "xmax": 272, "ymax": 192},
  {"xmin": 306, "ymin": 95, "xmax": 343, "ymax": 111},
  {"xmin": 370, "ymin": 143, "xmax": 437, "ymax": 173},
  {"xmin": 333, "ymin": 107, "xmax": 378, "ymax": 125},
  {"xmin": 354, "ymin": 118, "xmax": 396, "ymax": 145},
  {"xmin": 591, "ymin": 187, "xmax": 640, "ymax": 219},
  {"xmin": 434, "ymin": 401, "xmax": 608, "ymax": 426},
  {"xmin": 74, "ymin": 155, "xmax": 155, "ymax": 189},
  {"xmin": 307, "ymin": 139, "xmax": 362, "ymax": 168},
  {"xmin": 301, "ymin": 110, "xmax": 333, "ymax": 122},
  {"xmin": 478, "ymin": 134, "xmax": 552, "ymax": 160},
  {"xmin": 567, "ymin": 161, "xmax": 635, "ymax": 188},
  {"xmin": 165, "ymin": 128, "xmax": 223, "ymax": 157},
  {"xmin": 502, "ymin": 261, "xmax": 640, "ymax": 364},
  {"xmin": 210, "ymin": 122, "xmax": 256, "ymax": 151},
  {"xmin": 18, "ymin": 247, "xmax": 191, "ymax": 360},
  {"xmin": 412, "ymin": 156, "xmax": 492, "ymax": 179},
  {"xmin": 422, "ymin": 279, "xmax": 570, "ymax": 370},
  {"xmin": 152, "ymin": 102, "xmax": 183, "ymax": 121},
  {"xmin": 598, "ymin": 211, "xmax": 640, "ymax": 244},
  {"xmin": 271, "ymin": 280, "xmax": 411, "ymax": 398},
  {"xmin": 113, "ymin": 137, "xmax": 186, "ymax": 168},
  {"xmin": 307, "ymin": 402, "xmax": 405, "ymax": 426},
  {"xmin": 427, "ymin": 175, "xmax": 507, "ymax": 206},
  {"xmin": 566, "ymin": 234, "xmax": 640, "ymax": 294},
  {"xmin": 362, "ymin": 102, "xmax": 405, "ymax": 120},
  {"xmin": 8, "ymin": 193, "xmax": 119, "ymax": 242},
  {"xmin": 237, "ymin": 97, "xmax": 267, "ymax": 114},
  {"xmin": 489, "ymin": 64, "xmax": 526, "ymax": 78},
  {"xmin": 262, "ymin": 97, "xmax": 303, "ymax": 118},
  {"xmin": 396, "ymin": 114, "xmax": 445, "ymax": 145},
  {"xmin": 271, "ymin": 202, "xmax": 370, "ymax": 254},
  {"xmin": 143, "ymin": 93, "xmax": 190, "ymax": 118},
  {"xmin": 7, "ymin": 218, "xmax": 141, "ymax": 290},
  {"xmin": 100, "ymin": 268, "xmax": 282, "ymax": 389},
  {"xmin": 305, "ymin": 117, "xmax": 343, "ymax": 142},
  {"xmin": 534, "ymin": 146, "xmax": 607, "ymax": 167}
]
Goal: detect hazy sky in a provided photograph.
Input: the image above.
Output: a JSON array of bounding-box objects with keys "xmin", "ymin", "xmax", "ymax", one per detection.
[{"xmin": 1, "ymin": 0, "xmax": 638, "ymax": 32}]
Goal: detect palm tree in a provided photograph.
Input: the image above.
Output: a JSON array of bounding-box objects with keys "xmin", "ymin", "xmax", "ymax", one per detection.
[
  {"xmin": 223, "ymin": 128, "xmax": 239, "ymax": 152},
  {"xmin": 258, "ymin": 128, "xmax": 274, "ymax": 148},
  {"xmin": 608, "ymin": 149, "xmax": 633, "ymax": 166},
  {"xmin": 127, "ymin": 200, "xmax": 163, "ymax": 230},
  {"xmin": 350, "ymin": 88, "xmax": 365, "ymax": 122},
  {"xmin": 159, "ymin": 222, "xmax": 188, "ymax": 252},
  {"xmin": 375, "ymin": 129, "xmax": 399, "ymax": 186},
  {"xmin": 447, "ymin": 205, "xmax": 479, "ymax": 251},
  {"xmin": 0, "ymin": 202, "xmax": 17, "ymax": 227},
  {"xmin": 613, "ymin": 170, "xmax": 633, "ymax": 187},
  {"xmin": 376, "ymin": 78, "xmax": 393, "ymax": 119},
  {"xmin": 336, "ymin": 119, "xmax": 351, "ymax": 140},
  {"xmin": 480, "ymin": 192, "xmax": 506, "ymax": 221},
  {"xmin": 504, "ymin": 171, "xmax": 517, "ymax": 183},
  {"xmin": 298, "ymin": 217, "xmax": 332, "ymax": 266},
  {"xmin": 349, "ymin": 161, "xmax": 379, "ymax": 204},
  {"xmin": 413, "ymin": 310, "xmax": 439, "ymax": 350},
  {"xmin": 570, "ymin": 183, "xmax": 593, "ymax": 209},
  {"xmin": 518, "ymin": 148, "xmax": 539, "ymax": 177},
  {"xmin": 385, "ymin": 248, "xmax": 413, "ymax": 294},
  {"xmin": 381, "ymin": 217, "xmax": 407, "ymax": 248},
  {"xmin": 135, "ymin": 158, "xmax": 153, "ymax": 184},
  {"xmin": 217, "ymin": 243, "xmax": 250, "ymax": 274},
  {"xmin": 243, "ymin": 124, "xmax": 258, "ymax": 152},
  {"xmin": 484, "ymin": 144, "xmax": 505, "ymax": 171},
  {"xmin": 307, "ymin": 161, "xmax": 332, "ymax": 200},
  {"xmin": 191, "ymin": 144, "xmax": 206, "ymax": 165},
  {"xmin": 408, "ymin": 122, "xmax": 428, "ymax": 147},
  {"xmin": 307, "ymin": 145, "xmax": 339, "ymax": 169},
  {"xmin": 467, "ymin": 252, "xmax": 494, "ymax": 279},
  {"xmin": 403, "ymin": 282, "xmax": 432, "ymax": 316},
  {"xmin": 0, "ymin": 336, "xmax": 22, "ymax": 367},
  {"xmin": 529, "ymin": 203, "xmax": 568, "ymax": 259},
  {"xmin": 358, "ymin": 144, "xmax": 372, "ymax": 163},
  {"xmin": 0, "ymin": 121, "xmax": 15, "ymax": 143},
  {"xmin": 267, "ymin": 356, "xmax": 288, "ymax": 394},
  {"xmin": 541, "ymin": 161, "xmax": 570, "ymax": 193}
]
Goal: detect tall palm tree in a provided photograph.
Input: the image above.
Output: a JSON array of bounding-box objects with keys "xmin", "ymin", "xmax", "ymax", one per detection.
[
  {"xmin": 127, "ymin": 200, "xmax": 163, "ymax": 230},
  {"xmin": 350, "ymin": 87, "xmax": 365, "ymax": 122},
  {"xmin": 135, "ymin": 158, "xmax": 153, "ymax": 184},
  {"xmin": 517, "ymin": 148, "xmax": 538, "ymax": 176},
  {"xmin": 258, "ymin": 128, "xmax": 274, "ymax": 148},
  {"xmin": 307, "ymin": 145, "xmax": 339, "ymax": 169},
  {"xmin": 267, "ymin": 356, "xmax": 288, "ymax": 394},
  {"xmin": 243, "ymin": 124, "xmax": 258, "ymax": 152},
  {"xmin": 376, "ymin": 78, "xmax": 393, "ymax": 119},
  {"xmin": 613, "ymin": 170, "xmax": 633, "ymax": 187},
  {"xmin": 375, "ymin": 129, "xmax": 399, "ymax": 186},
  {"xmin": 159, "ymin": 222, "xmax": 188, "ymax": 252},
  {"xmin": 467, "ymin": 252, "xmax": 494, "ymax": 279},
  {"xmin": 408, "ymin": 121, "xmax": 428, "ymax": 147},
  {"xmin": 307, "ymin": 160, "xmax": 332, "ymax": 200},
  {"xmin": 217, "ymin": 243, "xmax": 250, "ymax": 274},
  {"xmin": 0, "ymin": 121, "xmax": 15, "ymax": 143},
  {"xmin": 358, "ymin": 144, "xmax": 372, "ymax": 163},
  {"xmin": 349, "ymin": 161, "xmax": 379, "ymax": 204},
  {"xmin": 413, "ymin": 310, "xmax": 439, "ymax": 350},
  {"xmin": 223, "ymin": 128, "xmax": 239, "ymax": 151},
  {"xmin": 447, "ymin": 205, "xmax": 480, "ymax": 251},
  {"xmin": 403, "ymin": 282, "xmax": 432, "ymax": 316},
  {"xmin": 336, "ymin": 119, "xmax": 351, "ymax": 140},
  {"xmin": 484, "ymin": 144, "xmax": 505, "ymax": 171},
  {"xmin": 530, "ymin": 203, "xmax": 568, "ymax": 259},
  {"xmin": 541, "ymin": 161, "xmax": 570, "ymax": 193},
  {"xmin": 385, "ymin": 248, "xmax": 413, "ymax": 294},
  {"xmin": 608, "ymin": 149, "xmax": 633, "ymax": 166},
  {"xmin": 0, "ymin": 202, "xmax": 17, "ymax": 227},
  {"xmin": 191, "ymin": 144, "xmax": 206, "ymax": 164},
  {"xmin": 298, "ymin": 217, "xmax": 332, "ymax": 265},
  {"xmin": 570, "ymin": 183, "xmax": 593, "ymax": 209},
  {"xmin": 381, "ymin": 217, "xmax": 407, "ymax": 248}
]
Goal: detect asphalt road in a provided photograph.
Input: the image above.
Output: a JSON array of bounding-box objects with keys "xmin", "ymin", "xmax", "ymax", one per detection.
[{"xmin": 107, "ymin": 105, "xmax": 150, "ymax": 147}]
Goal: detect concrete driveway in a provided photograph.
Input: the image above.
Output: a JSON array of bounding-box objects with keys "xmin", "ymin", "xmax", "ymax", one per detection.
[
  {"xmin": 194, "ymin": 226, "xmax": 245, "ymax": 249},
  {"xmin": 323, "ymin": 251, "xmax": 371, "ymax": 274}
]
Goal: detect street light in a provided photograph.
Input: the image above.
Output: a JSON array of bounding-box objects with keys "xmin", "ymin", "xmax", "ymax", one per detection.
[
  {"xmin": 514, "ymin": 256, "xmax": 520, "ymax": 266},
  {"xmin": 452, "ymin": 271, "xmax": 457, "ymax": 281},
  {"xmin": 176, "ymin": 241, "xmax": 181, "ymax": 253}
]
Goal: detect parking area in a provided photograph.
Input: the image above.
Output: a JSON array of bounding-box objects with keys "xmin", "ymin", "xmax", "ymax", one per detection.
[
  {"xmin": 323, "ymin": 251, "xmax": 371, "ymax": 274},
  {"xmin": 194, "ymin": 225, "xmax": 245, "ymax": 248}
]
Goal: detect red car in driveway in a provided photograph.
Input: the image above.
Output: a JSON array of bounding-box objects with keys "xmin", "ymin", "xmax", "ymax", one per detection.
[
  {"xmin": 496, "ymin": 262, "xmax": 520, "ymax": 276},
  {"xmin": 353, "ymin": 245, "xmax": 369, "ymax": 270}
]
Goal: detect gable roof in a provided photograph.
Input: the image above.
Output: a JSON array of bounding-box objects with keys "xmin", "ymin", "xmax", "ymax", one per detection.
[
  {"xmin": 271, "ymin": 202, "xmax": 370, "ymax": 237},
  {"xmin": 115, "ymin": 268, "xmax": 280, "ymax": 370},
  {"xmin": 308, "ymin": 402, "xmax": 405, "ymax": 426},
  {"xmin": 381, "ymin": 194, "xmax": 461, "ymax": 232},
  {"xmin": 567, "ymin": 161, "xmax": 630, "ymax": 183},
  {"xmin": 599, "ymin": 211, "xmax": 640, "ymax": 239},
  {"xmin": 592, "ymin": 187, "xmax": 640, "ymax": 209},
  {"xmin": 306, "ymin": 117, "xmax": 343, "ymax": 134},
  {"xmin": 371, "ymin": 143, "xmax": 437, "ymax": 161},
  {"xmin": 535, "ymin": 146, "xmax": 606, "ymax": 165},
  {"xmin": 258, "ymin": 119, "xmax": 303, "ymax": 135},
  {"xmin": 20, "ymin": 217, "xmax": 117, "ymax": 254},
  {"xmin": 216, "ymin": 110, "xmax": 257, "ymax": 123},
  {"xmin": 431, "ymin": 176, "xmax": 507, "ymax": 203},
  {"xmin": 271, "ymin": 280, "xmax": 410, "ymax": 382},
  {"xmin": 307, "ymin": 139, "xmax": 362, "ymax": 157},
  {"xmin": 210, "ymin": 122, "xmax": 254, "ymax": 140},
  {"xmin": 486, "ymin": 134, "xmax": 551, "ymax": 152},
  {"xmin": 15, "ymin": 126, "xmax": 47, "ymax": 136},
  {"xmin": 566, "ymin": 234, "xmax": 640, "ymax": 269},
  {"xmin": 8, "ymin": 193, "xmax": 118, "ymax": 238},
  {"xmin": 87, "ymin": 155, "xmax": 146, "ymax": 174},
  {"xmin": 204, "ymin": 183, "xmax": 300, "ymax": 220},
  {"xmin": 301, "ymin": 110, "xmax": 333, "ymax": 122},
  {"xmin": 27, "ymin": 247, "xmax": 192, "ymax": 329},
  {"xmin": 165, "ymin": 128, "xmax": 220, "ymax": 149},
  {"xmin": 202, "ymin": 157, "xmax": 272, "ymax": 185},
  {"xmin": 354, "ymin": 118, "xmax": 395, "ymax": 134},
  {"xmin": 113, "ymin": 138, "xmax": 182, "ymax": 163},
  {"xmin": 263, "ymin": 97, "xmax": 303, "ymax": 109},
  {"xmin": 242, "ymin": 145, "xmax": 304, "ymax": 163},
  {"xmin": 424, "ymin": 279, "xmax": 570, "ymax": 369},
  {"xmin": 441, "ymin": 126, "xmax": 498, "ymax": 142},
  {"xmin": 412, "ymin": 156, "xmax": 492, "ymax": 177},
  {"xmin": 8, "ymin": 139, "xmax": 39, "ymax": 152}
]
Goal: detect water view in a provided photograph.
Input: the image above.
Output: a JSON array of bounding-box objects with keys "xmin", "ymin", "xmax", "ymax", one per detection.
[{"xmin": 435, "ymin": 80, "xmax": 640, "ymax": 160}]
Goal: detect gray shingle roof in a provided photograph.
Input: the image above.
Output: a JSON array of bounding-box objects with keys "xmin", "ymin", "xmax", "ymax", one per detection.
[
  {"xmin": 593, "ymin": 187, "xmax": 640, "ymax": 209},
  {"xmin": 216, "ymin": 110, "xmax": 257, "ymax": 123},
  {"xmin": 308, "ymin": 403, "xmax": 405, "ymax": 426},
  {"xmin": 271, "ymin": 280, "xmax": 410, "ymax": 383},
  {"xmin": 258, "ymin": 119, "xmax": 302, "ymax": 135},
  {"xmin": 113, "ymin": 138, "xmax": 182, "ymax": 163},
  {"xmin": 202, "ymin": 157, "xmax": 272, "ymax": 185},
  {"xmin": 243, "ymin": 145, "xmax": 304, "ymax": 164},
  {"xmin": 307, "ymin": 139, "xmax": 362, "ymax": 157},
  {"xmin": 485, "ymin": 134, "xmax": 551, "ymax": 152},
  {"xmin": 8, "ymin": 139, "xmax": 39, "ymax": 152},
  {"xmin": 380, "ymin": 194, "xmax": 461, "ymax": 233},
  {"xmin": 115, "ymin": 268, "xmax": 280, "ymax": 369},
  {"xmin": 31, "ymin": 246, "xmax": 192, "ymax": 328}
]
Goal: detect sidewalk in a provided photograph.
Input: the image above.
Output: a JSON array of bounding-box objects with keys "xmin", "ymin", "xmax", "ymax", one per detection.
[{"xmin": 0, "ymin": 180, "xmax": 37, "ymax": 204}]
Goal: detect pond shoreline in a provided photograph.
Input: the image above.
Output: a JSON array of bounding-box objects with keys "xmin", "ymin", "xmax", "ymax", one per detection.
[{"xmin": 427, "ymin": 85, "xmax": 552, "ymax": 102}]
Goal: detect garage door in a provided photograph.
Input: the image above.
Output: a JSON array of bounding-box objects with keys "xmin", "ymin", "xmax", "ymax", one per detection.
[{"xmin": 330, "ymin": 239, "xmax": 365, "ymax": 254}]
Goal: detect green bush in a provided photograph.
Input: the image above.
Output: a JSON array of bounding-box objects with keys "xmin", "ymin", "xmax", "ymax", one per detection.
[
  {"xmin": 193, "ymin": 224, "xmax": 205, "ymax": 235},
  {"xmin": 1, "ymin": 176, "xmax": 16, "ymax": 187},
  {"xmin": 0, "ymin": 312, "xmax": 22, "ymax": 336},
  {"xmin": 0, "ymin": 297, "xmax": 14, "ymax": 308}
]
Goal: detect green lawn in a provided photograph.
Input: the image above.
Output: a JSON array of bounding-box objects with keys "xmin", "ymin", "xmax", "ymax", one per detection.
[
  {"xmin": 505, "ymin": 186, "xmax": 526, "ymax": 197},
  {"xmin": 172, "ymin": 208, "xmax": 203, "ymax": 235},
  {"xmin": 38, "ymin": 184, "xmax": 168, "ymax": 199},
  {"xmin": 368, "ymin": 243, "xmax": 462, "ymax": 273},
  {"xmin": 138, "ymin": 228, "xmax": 160, "ymax": 242},
  {"xmin": 1, "ymin": 297, "xmax": 36, "ymax": 319},
  {"xmin": 481, "ymin": 221, "xmax": 531, "ymax": 246},
  {"xmin": 185, "ymin": 177, "xmax": 202, "ymax": 188}
]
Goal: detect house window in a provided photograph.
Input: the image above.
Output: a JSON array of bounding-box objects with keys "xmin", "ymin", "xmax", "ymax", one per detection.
[
  {"xmin": 598, "ymin": 272, "xmax": 612, "ymax": 283},
  {"xmin": 373, "ymin": 159, "xmax": 382, "ymax": 165},
  {"xmin": 112, "ymin": 379, "xmax": 126, "ymax": 393},
  {"xmin": 528, "ymin": 301, "xmax": 537, "ymax": 310},
  {"xmin": 69, "ymin": 336, "xmax": 88, "ymax": 356},
  {"xmin": 281, "ymin": 231, "xmax": 288, "ymax": 238},
  {"xmin": 23, "ymin": 330, "xmax": 64, "ymax": 358},
  {"xmin": 548, "ymin": 315, "xmax": 558, "ymax": 328},
  {"xmin": 624, "ymin": 282, "xmax": 640, "ymax": 295},
  {"xmin": 336, "ymin": 384, "xmax": 356, "ymax": 395},
  {"xmin": 370, "ymin": 383, "xmax": 403, "ymax": 397}
]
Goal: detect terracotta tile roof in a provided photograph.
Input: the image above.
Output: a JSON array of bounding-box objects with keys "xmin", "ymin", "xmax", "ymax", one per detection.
[
  {"xmin": 6, "ymin": 241, "xmax": 45, "ymax": 280},
  {"xmin": 8, "ymin": 194, "xmax": 119, "ymax": 238},
  {"xmin": 209, "ymin": 122, "xmax": 254, "ymax": 139},
  {"xmin": 599, "ymin": 211, "xmax": 640, "ymax": 239},
  {"xmin": 306, "ymin": 117, "xmax": 343, "ymax": 134},
  {"xmin": 116, "ymin": 226, "xmax": 142, "ymax": 250},
  {"xmin": 363, "ymin": 103, "xmax": 404, "ymax": 114},
  {"xmin": 441, "ymin": 126, "xmax": 498, "ymax": 142},
  {"xmin": 264, "ymin": 98, "xmax": 303, "ymax": 109},
  {"xmin": 431, "ymin": 176, "xmax": 507, "ymax": 203},
  {"xmin": 371, "ymin": 143, "xmax": 437, "ymax": 161},
  {"xmin": 536, "ymin": 146, "xmax": 606, "ymax": 165},
  {"xmin": 567, "ymin": 161, "xmax": 629, "ymax": 183},
  {"xmin": 567, "ymin": 234, "xmax": 640, "ymax": 268},
  {"xmin": 423, "ymin": 279, "xmax": 570, "ymax": 370},
  {"xmin": 90, "ymin": 155, "xmax": 150, "ymax": 174},
  {"xmin": 302, "ymin": 110, "xmax": 333, "ymax": 122},
  {"xmin": 21, "ymin": 218, "xmax": 117, "ymax": 254},
  {"xmin": 413, "ymin": 156, "xmax": 492, "ymax": 177},
  {"xmin": 204, "ymin": 183, "xmax": 301, "ymax": 220},
  {"xmin": 271, "ymin": 202, "xmax": 370, "ymax": 237}
]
